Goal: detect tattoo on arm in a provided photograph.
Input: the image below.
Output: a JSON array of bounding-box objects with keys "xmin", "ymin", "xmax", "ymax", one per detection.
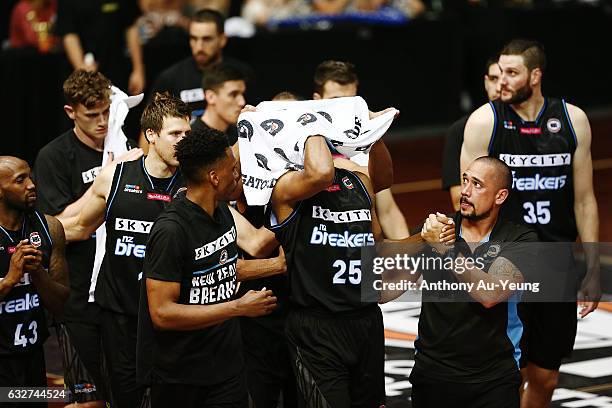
[{"xmin": 490, "ymin": 257, "xmax": 523, "ymax": 283}]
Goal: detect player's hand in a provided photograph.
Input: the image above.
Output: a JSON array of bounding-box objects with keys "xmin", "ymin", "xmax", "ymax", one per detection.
[
  {"xmin": 578, "ymin": 270, "xmax": 601, "ymax": 318},
  {"xmin": 237, "ymin": 289, "xmax": 277, "ymax": 317},
  {"xmin": 241, "ymin": 105, "xmax": 257, "ymax": 114},
  {"xmin": 7, "ymin": 240, "xmax": 39, "ymax": 285},
  {"xmin": 128, "ymin": 69, "xmax": 146, "ymax": 95},
  {"xmin": 369, "ymin": 107, "xmax": 400, "ymax": 120},
  {"xmin": 421, "ymin": 213, "xmax": 454, "ymax": 253},
  {"xmin": 106, "ymin": 148, "xmax": 144, "ymax": 167}
]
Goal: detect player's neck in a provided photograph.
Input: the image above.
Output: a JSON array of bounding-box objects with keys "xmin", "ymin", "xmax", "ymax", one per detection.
[
  {"xmin": 73, "ymin": 126, "xmax": 105, "ymax": 151},
  {"xmin": 196, "ymin": 55, "xmax": 223, "ymax": 72},
  {"xmin": 144, "ymin": 152, "xmax": 176, "ymax": 179},
  {"xmin": 510, "ymin": 92, "xmax": 545, "ymax": 122},
  {"xmin": 186, "ymin": 186, "xmax": 217, "ymax": 217},
  {"xmin": 460, "ymin": 213, "xmax": 497, "ymax": 242},
  {"xmin": 201, "ymin": 110, "xmax": 229, "ymax": 133},
  {"xmin": 0, "ymin": 207, "xmax": 24, "ymax": 231}
]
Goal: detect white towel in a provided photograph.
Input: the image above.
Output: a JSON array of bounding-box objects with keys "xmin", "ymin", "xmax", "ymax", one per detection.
[
  {"xmin": 238, "ymin": 96, "xmax": 396, "ymax": 206},
  {"xmin": 89, "ymin": 86, "xmax": 144, "ymax": 302}
]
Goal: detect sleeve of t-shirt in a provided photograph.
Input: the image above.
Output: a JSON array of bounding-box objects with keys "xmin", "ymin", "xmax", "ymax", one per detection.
[
  {"xmin": 144, "ymin": 219, "xmax": 187, "ymax": 283},
  {"xmin": 54, "ymin": 0, "xmax": 77, "ymax": 36},
  {"xmin": 441, "ymin": 117, "xmax": 467, "ymax": 191},
  {"xmin": 33, "ymin": 146, "xmax": 75, "ymax": 215}
]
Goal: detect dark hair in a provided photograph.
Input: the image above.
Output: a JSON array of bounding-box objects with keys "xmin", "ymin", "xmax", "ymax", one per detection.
[
  {"xmin": 202, "ymin": 63, "xmax": 246, "ymax": 92},
  {"xmin": 175, "ymin": 127, "xmax": 229, "ymax": 182},
  {"xmin": 474, "ymin": 156, "xmax": 512, "ymax": 191},
  {"xmin": 484, "ymin": 55, "xmax": 499, "ymax": 75},
  {"xmin": 63, "ymin": 70, "xmax": 112, "ymax": 108},
  {"xmin": 500, "ymin": 39, "xmax": 546, "ymax": 72},
  {"xmin": 141, "ymin": 92, "xmax": 191, "ymax": 136},
  {"xmin": 272, "ymin": 91, "xmax": 304, "ymax": 101},
  {"xmin": 313, "ymin": 60, "xmax": 359, "ymax": 95},
  {"xmin": 191, "ymin": 8, "xmax": 225, "ymax": 34}
]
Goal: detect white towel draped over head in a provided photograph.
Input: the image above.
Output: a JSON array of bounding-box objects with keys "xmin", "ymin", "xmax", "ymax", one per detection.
[
  {"xmin": 89, "ymin": 86, "xmax": 144, "ymax": 302},
  {"xmin": 237, "ymin": 96, "xmax": 397, "ymax": 206}
]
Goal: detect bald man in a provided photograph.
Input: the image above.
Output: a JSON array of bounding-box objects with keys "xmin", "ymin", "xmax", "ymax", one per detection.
[
  {"xmin": 410, "ymin": 157, "xmax": 538, "ymax": 408},
  {"xmin": 0, "ymin": 157, "xmax": 69, "ymax": 405}
]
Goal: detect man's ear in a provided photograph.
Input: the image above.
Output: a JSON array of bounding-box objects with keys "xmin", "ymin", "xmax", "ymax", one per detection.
[
  {"xmin": 209, "ymin": 169, "xmax": 220, "ymax": 187},
  {"xmin": 219, "ymin": 34, "xmax": 228, "ymax": 49},
  {"xmin": 64, "ymin": 105, "xmax": 76, "ymax": 120},
  {"xmin": 530, "ymin": 68, "xmax": 542, "ymax": 87},
  {"xmin": 205, "ymin": 89, "xmax": 216, "ymax": 104},
  {"xmin": 313, "ymin": 92, "xmax": 321, "ymax": 100},
  {"xmin": 495, "ymin": 189, "xmax": 509, "ymax": 206},
  {"xmin": 145, "ymin": 129, "xmax": 156, "ymax": 144}
]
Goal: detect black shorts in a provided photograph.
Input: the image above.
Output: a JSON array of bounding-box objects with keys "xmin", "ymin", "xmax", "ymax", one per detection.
[
  {"xmin": 0, "ymin": 346, "xmax": 47, "ymax": 408},
  {"xmin": 519, "ymin": 302, "xmax": 578, "ymax": 370},
  {"xmin": 285, "ymin": 305, "xmax": 385, "ymax": 408},
  {"xmin": 410, "ymin": 372, "xmax": 521, "ymax": 408},
  {"xmin": 100, "ymin": 308, "xmax": 146, "ymax": 408},
  {"xmin": 148, "ymin": 373, "xmax": 248, "ymax": 408},
  {"xmin": 241, "ymin": 316, "xmax": 297, "ymax": 408},
  {"xmin": 58, "ymin": 321, "xmax": 109, "ymax": 403}
]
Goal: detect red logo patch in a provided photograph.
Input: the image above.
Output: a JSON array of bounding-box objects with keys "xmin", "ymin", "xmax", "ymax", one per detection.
[
  {"xmin": 147, "ymin": 193, "xmax": 171, "ymax": 202},
  {"xmin": 8, "ymin": 246, "xmax": 16, "ymax": 254},
  {"xmin": 326, "ymin": 184, "xmax": 341, "ymax": 192},
  {"xmin": 520, "ymin": 127, "xmax": 542, "ymax": 135}
]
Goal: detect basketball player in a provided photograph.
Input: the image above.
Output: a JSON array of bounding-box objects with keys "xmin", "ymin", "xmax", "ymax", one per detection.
[
  {"xmin": 461, "ymin": 39, "xmax": 600, "ymax": 408},
  {"xmin": 0, "ymin": 156, "xmax": 69, "ymax": 407}
]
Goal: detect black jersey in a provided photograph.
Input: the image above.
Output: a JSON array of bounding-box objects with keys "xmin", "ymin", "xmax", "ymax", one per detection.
[
  {"xmin": 190, "ymin": 117, "xmax": 239, "ymax": 146},
  {"xmin": 413, "ymin": 212, "xmax": 538, "ymax": 383},
  {"xmin": 137, "ymin": 195, "xmax": 243, "ymax": 386},
  {"xmin": 0, "ymin": 211, "xmax": 52, "ymax": 355},
  {"xmin": 488, "ymin": 98, "xmax": 577, "ymax": 242},
  {"xmin": 96, "ymin": 157, "xmax": 183, "ymax": 316},
  {"xmin": 271, "ymin": 168, "xmax": 375, "ymax": 313}
]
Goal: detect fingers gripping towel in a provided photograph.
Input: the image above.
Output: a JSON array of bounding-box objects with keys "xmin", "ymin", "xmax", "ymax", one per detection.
[
  {"xmin": 89, "ymin": 86, "xmax": 144, "ymax": 302},
  {"xmin": 237, "ymin": 96, "xmax": 397, "ymax": 206}
]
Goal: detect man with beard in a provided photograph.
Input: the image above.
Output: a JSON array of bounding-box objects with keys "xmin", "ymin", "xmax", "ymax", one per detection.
[
  {"xmin": 461, "ymin": 39, "xmax": 600, "ymax": 408},
  {"xmin": 409, "ymin": 157, "xmax": 538, "ymax": 408},
  {"xmin": 0, "ymin": 156, "xmax": 69, "ymax": 407},
  {"xmin": 148, "ymin": 8, "xmax": 250, "ymax": 119}
]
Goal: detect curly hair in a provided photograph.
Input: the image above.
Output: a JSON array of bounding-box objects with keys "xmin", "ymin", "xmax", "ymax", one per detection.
[
  {"xmin": 141, "ymin": 92, "xmax": 191, "ymax": 136},
  {"xmin": 175, "ymin": 127, "xmax": 229, "ymax": 182},
  {"xmin": 63, "ymin": 70, "xmax": 112, "ymax": 108}
]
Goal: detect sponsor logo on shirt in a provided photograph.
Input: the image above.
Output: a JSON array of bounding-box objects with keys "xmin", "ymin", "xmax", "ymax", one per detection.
[
  {"xmin": 312, "ymin": 206, "xmax": 371, "ymax": 223},
  {"xmin": 326, "ymin": 184, "xmax": 341, "ymax": 192},
  {"xmin": 147, "ymin": 193, "xmax": 171, "ymax": 202},
  {"xmin": 74, "ymin": 383, "xmax": 97, "ymax": 394},
  {"xmin": 499, "ymin": 153, "xmax": 571, "ymax": 167},
  {"xmin": 29, "ymin": 232, "xmax": 41, "ymax": 248},
  {"xmin": 512, "ymin": 171, "xmax": 567, "ymax": 191},
  {"xmin": 310, "ymin": 225, "xmax": 374, "ymax": 248},
  {"xmin": 503, "ymin": 120, "xmax": 516, "ymax": 130},
  {"xmin": 520, "ymin": 127, "xmax": 542, "ymax": 135},
  {"xmin": 8, "ymin": 246, "xmax": 16, "ymax": 254},
  {"xmin": 81, "ymin": 166, "xmax": 102, "ymax": 184},
  {"xmin": 0, "ymin": 293, "xmax": 40, "ymax": 314},
  {"xmin": 180, "ymin": 88, "xmax": 204, "ymax": 104},
  {"xmin": 194, "ymin": 227, "xmax": 237, "ymax": 260},
  {"xmin": 114, "ymin": 236, "xmax": 146, "ymax": 258},
  {"xmin": 124, "ymin": 184, "xmax": 143, "ymax": 194},
  {"xmin": 547, "ymin": 118, "xmax": 562, "ymax": 133},
  {"xmin": 115, "ymin": 218, "xmax": 154, "ymax": 234}
]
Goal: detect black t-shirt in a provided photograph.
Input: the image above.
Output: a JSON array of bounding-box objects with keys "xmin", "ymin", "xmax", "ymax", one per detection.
[
  {"xmin": 148, "ymin": 56, "xmax": 252, "ymax": 120},
  {"xmin": 441, "ymin": 115, "xmax": 468, "ymax": 191},
  {"xmin": 190, "ymin": 117, "xmax": 238, "ymax": 146},
  {"xmin": 55, "ymin": 0, "xmax": 140, "ymax": 86},
  {"xmin": 0, "ymin": 211, "xmax": 52, "ymax": 355},
  {"xmin": 137, "ymin": 195, "xmax": 243, "ymax": 385},
  {"xmin": 489, "ymin": 98, "xmax": 578, "ymax": 242},
  {"xmin": 33, "ymin": 130, "xmax": 136, "ymax": 323},
  {"xmin": 412, "ymin": 212, "xmax": 538, "ymax": 383},
  {"xmin": 270, "ymin": 168, "xmax": 376, "ymax": 314},
  {"xmin": 96, "ymin": 158, "xmax": 184, "ymax": 316}
]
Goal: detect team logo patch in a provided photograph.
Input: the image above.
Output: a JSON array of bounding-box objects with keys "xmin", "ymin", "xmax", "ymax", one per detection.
[
  {"xmin": 124, "ymin": 184, "xmax": 143, "ymax": 194},
  {"xmin": 503, "ymin": 120, "xmax": 516, "ymax": 130},
  {"xmin": 342, "ymin": 176, "xmax": 354, "ymax": 189},
  {"xmin": 485, "ymin": 244, "xmax": 500, "ymax": 258},
  {"xmin": 260, "ymin": 119, "xmax": 284, "ymax": 136},
  {"xmin": 326, "ymin": 184, "xmax": 341, "ymax": 192},
  {"xmin": 29, "ymin": 232, "xmax": 42, "ymax": 248},
  {"xmin": 146, "ymin": 193, "xmax": 171, "ymax": 202},
  {"xmin": 220, "ymin": 249, "xmax": 228, "ymax": 265},
  {"xmin": 296, "ymin": 113, "xmax": 317, "ymax": 126},
  {"xmin": 547, "ymin": 118, "xmax": 562, "ymax": 133},
  {"xmin": 237, "ymin": 120, "xmax": 254, "ymax": 141}
]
